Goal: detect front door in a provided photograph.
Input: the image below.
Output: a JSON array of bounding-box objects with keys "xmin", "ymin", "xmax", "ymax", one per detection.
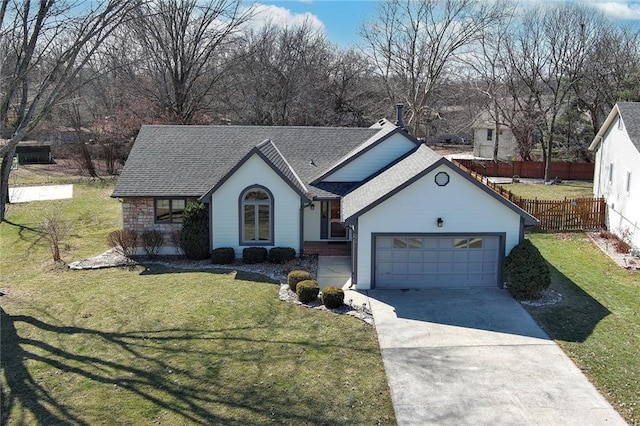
[{"xmin": 321, "ymin": 200, "xmax": 347, "ymax": 239}]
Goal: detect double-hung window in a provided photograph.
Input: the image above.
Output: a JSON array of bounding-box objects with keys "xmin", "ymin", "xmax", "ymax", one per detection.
[{"xmin": 155, "ymin": 198, "xmax": 194, "ymax": 223}]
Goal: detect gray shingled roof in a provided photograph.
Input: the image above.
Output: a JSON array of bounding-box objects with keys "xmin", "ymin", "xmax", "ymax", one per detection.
[
  {"xmin": 256, "ymin": 139, "xmax": 308, "ymax": 196},
  {"xmin": 616, "ymin": 102, "xmax": 640, "ymax": 152},
  {"xmin": 342, "ymin": 144, "xmax": 443, "ymax": 221},
  {"xmin": 342, "ymin": 144, "xmax": 538, "ymax": 226},
  {"xmin": 112, "ymin": 125, "xmax": 382, "ymax": 198}
]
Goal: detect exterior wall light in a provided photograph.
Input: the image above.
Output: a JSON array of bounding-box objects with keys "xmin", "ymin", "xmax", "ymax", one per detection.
[{"xmin": 437, "ymin": 217, "xmax": 444, "ymax": 227}]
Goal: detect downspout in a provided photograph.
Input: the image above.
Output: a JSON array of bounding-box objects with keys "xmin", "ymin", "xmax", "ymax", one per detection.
[
  {"xmin": 346, "ymin": 224, "xmax": 357, "ymax": 288},
  {"xmin": 208, "ymin": 198, "xmax": 214, "ymax": 253},
  {"xmin": 299, "ymin": 199, "xmax": 306, "ymax": 258}
]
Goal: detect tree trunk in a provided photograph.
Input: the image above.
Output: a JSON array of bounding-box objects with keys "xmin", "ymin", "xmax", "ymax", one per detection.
[
  {"xmin": 544, "ymin": 135, "xmax": 553, "ymax": 182},
  {"xmin": 0, "ymin": 146, "xmax": 16, "ymax": 222}
]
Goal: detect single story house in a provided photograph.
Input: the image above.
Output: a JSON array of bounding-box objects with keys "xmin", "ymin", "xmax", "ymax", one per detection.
[
  {"xmin": 589, "ymin": 102, "xmax": 640, "ymax": 250},
  {"xmin": 113, "ymin": 107, "xmax": 538, "ymax": 290}
]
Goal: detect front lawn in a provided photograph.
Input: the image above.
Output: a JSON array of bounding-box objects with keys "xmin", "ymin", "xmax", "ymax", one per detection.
[
  {"xmin": 526, "ymin": 233, "xmax": 640, "ymax": 425},
  {"xmin": 507, "ymin": 180, "xmax": 593, "ymax": 199},
  {"xmin": 0, "ymin": 182, "xmax": 395, "ymax": 425}
]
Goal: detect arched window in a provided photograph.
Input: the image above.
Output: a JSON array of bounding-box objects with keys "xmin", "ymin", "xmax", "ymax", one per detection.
[{"xmin": 241, "ymin": 187, "xmax": 273, "ymax": 244}]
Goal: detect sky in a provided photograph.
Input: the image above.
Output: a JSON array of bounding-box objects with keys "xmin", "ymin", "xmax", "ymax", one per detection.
[{"xmin": 251, "ymin": 1, "xmax": 640, "ymax": 47}]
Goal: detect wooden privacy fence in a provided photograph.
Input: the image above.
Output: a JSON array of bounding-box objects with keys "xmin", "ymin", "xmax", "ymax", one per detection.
[
  {"xmin": 454, "ymin": 159, "xmax": 595, "ymax": 181},
  {"xmin": 516, "ymin": 197, "xmax": 606, "ymax": 231},
  {"xmin": 453, "ymin": 160, "xmax": 606, "ymax": 231}
]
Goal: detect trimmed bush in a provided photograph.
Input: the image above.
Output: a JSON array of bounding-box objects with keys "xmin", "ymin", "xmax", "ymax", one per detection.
[
  {"xmin": 503, "ymin": 239, "xmax": 550, "ymax": 300},
  {"xmin": 322, "ymin": 286, "xmax": 345, "ymax": 309},
  {"xmin": 140, "ymin": 229, "xmax": 164, "ymax": 259},
  {"xmin": 211, "ymin": 247, "xmax": 235, "ymax": 264},
  {"xmin": 107, "ymin": 229, "xmax": 138, "ymax": 257},
  {"xmin": 243, "ymin": 247, "xmax": 268, "ymax": 264},
  {"xmin": 180, "ymin": 202, "xmax": 210, "ymax": 260},
  {"xmin": 287, "ymin": 270, "xmax": 312, "ymax": 292},
  {"xmin": 296, "ymin": 280, "xmax": 320, "ymax": 303},
  {"xmin": 269, "ymin": 247, "xmax": 296, "ymax": 264}
]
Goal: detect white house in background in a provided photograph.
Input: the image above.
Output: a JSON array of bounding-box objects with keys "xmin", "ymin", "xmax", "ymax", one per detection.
[
  {"xmin": 590, "ymin": 102, "xmax": 640, "ymax": 250},
  {"xmin": 472, "ymin": 117, "xmax": 518, "ymax": 160}
]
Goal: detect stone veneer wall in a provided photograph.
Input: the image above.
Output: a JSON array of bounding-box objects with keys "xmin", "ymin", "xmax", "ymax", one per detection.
[{"xmin": 122, "ymin": 198, "xmax": 182, "ymax": 246}]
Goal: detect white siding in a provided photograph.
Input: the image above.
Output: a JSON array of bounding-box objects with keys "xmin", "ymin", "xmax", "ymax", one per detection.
[
  {"xmin": 594, "ymin": 123, "xmax": 640, "ymax": 249},
  {"xmin": 211, "ymin": 154, "xmax": 302, "ymax": 257},
  {"xmin": 322, "ymin": 133, "xmax": 416, "ymax": 182},
  {"xmin": 303, "ymin": 201, "xmax": 321, "ymax": 241},
  {"xmin": 354, "ymin": 164, "xmax": 523, "ymax": 289},
  {"xmin": 473, "ymin": 127, "xmax": 517, "ymax": 160}
]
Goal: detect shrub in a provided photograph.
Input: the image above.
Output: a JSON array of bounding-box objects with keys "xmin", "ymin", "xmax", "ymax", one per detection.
[
  {"xmin": 169, "ymin": 229, "xmax": 183, "ymax": 255},
  {"xmin": 287, "ymin": 270, "xmax": 312, "ymax": 292},
  {"xmin": 243, "ymin": 247, "xmax": 268, "ymax": 264},
  {"xmin": 107, "ymin": 229, "xmax": 138, "ymax": 257},
  {"xmin": 322, "ymin": 286, "xmax": 345, "ymax": 309},
  {"xmin": 503, "ymin": 239, "xmax": 550, "ymax": 300},
  {"xmin": 296, "ymin": 280, "xmax": 320, "ymax": 303},
  {"xmin": 614, "ymin": 239, "xmax": 631, "ymax": 254},
  {"xmin": 269, "ymin": 247, "xmax": 296, "ymax": 264},
  {"xmin": 211, "ymin": 247, "xmax": 235, "ymax": 264},
  {"xmin": 180, "ymin": 202, "xmax": 209, "ymax": 260},
  {"xmin": 141, "ymin": 229, "xmax": 164, "ymax": 259},
  {"xmin": 599, "ymin": 230, "xmax": 616, "ymax": 239}
]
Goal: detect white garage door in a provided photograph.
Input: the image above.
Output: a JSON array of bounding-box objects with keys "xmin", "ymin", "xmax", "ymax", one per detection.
[{"xmin": 374, "ymin": 235, "xmax": 501, "ymax": 289}]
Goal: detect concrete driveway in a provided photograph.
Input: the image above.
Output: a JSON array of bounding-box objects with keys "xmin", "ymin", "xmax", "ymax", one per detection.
[{"xmin": 367, "ymin": 288, "xmax": 626, "ymax": 426}]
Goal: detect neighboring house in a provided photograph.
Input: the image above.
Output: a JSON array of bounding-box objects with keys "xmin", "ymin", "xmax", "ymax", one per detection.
[
  {"xmin": 589, "ymin": 102, "xmax": 640, "ymax": 250},
  {"xmin": 112, "ymin": 109, "xmax": 538, "ymax": 290},
  {"xmin": 472, "ymin": 118, "xmax": 518, "ymax": 160}
]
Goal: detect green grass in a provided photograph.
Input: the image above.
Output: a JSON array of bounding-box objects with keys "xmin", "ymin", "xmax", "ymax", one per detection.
[
  {"xmin": 0, "ymin": 183, "xmax": 395, "ymax": 425},
  {"xmin": 526, "ymin": 233, "xmax": 640, "ymax": 425},
  {"xmin": 507, "ymin": 180, "xmax": 594, "ymax": 200}
]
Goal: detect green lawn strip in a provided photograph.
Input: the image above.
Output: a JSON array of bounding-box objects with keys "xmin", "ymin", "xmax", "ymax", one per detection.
[
  {"xmin": 526, "ymin": 233, "xmax": 640, "ymax": 425},
  {"xmin": 506, "ymin": 181, "xmax": 593, "ymax": 200},
  {"xmin": 1, "ymin": 184, "xmax": 396, "ymax": 425}
]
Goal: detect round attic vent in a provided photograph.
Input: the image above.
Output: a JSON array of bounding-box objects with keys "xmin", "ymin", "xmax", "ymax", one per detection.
[{"xmin": 435, "ymin": 171, "xmax": 450, "ymax": 187}]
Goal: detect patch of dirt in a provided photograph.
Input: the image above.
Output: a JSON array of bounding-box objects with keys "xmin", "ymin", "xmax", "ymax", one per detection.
[{"xmin": 428, "ymin": 143, "xmax": 473, "ymax": 156}]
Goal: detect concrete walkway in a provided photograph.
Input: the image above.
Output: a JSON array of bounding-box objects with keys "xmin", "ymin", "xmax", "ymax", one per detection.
[
  {"xmin": 9, "ymin": 184, "xmax": 73, "ymax": 203},
  {"xmin": 367, "ymin": 288, "xmax": 627, "ymax": 426},
  {"xmin": 316, "ymin": 256, "xmax": 351, "ymax": 289}
]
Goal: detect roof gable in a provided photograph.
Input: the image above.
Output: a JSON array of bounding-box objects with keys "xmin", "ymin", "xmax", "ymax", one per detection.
[
  {"xmin": 310, "ymin": 125, "xmax": 420, "ymax": 184},
  {"xmin": 342, "ymin": 144, "xmax": 538, "ymax": 226},
  {"xmin": 199, "ymin": 139, "xmax": 310, "ymax": 201},
  {"xmin": 590, "ymin": 102, "xmax": 640, "ymax": 153}
]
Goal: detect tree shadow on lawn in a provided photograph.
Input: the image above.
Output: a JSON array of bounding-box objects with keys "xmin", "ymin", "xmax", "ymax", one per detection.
[
  {"xmin": 1, "ymin": 308, "xmax": 367, "ymax": 425},
  {"xmin": 138, "ymin": 264, "xmax": 279, "ymax": 284},
  {"xmin": 525, "ymin": 264, "xmax": 611, "ymax": 343}
]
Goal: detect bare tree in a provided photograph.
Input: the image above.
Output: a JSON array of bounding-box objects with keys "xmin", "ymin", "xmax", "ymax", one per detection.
[
  {"xmin": 127, "ymin": 0, "xmax": 254, "ymax": 124},
  {"xmin": 361, "ymin": 0, "xmax": 506, "ymax": 137},
  {"xmin": 574, "ymin": 26, "xmax": 640, "ymax": 133},
  {"xmin": 220, "ymin": 21, "xmax": 334, "ymax": 126},
  {"xmin": 38, "ymin": 209, "xmax": 71, "ymax": 263},
  {"xmin": 501, "ymin": 4, "xmax": 606, "ymax": 180},
  {"xmin": 0, "ymin": 0, "xmax": 135, "ymax": 221}
]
